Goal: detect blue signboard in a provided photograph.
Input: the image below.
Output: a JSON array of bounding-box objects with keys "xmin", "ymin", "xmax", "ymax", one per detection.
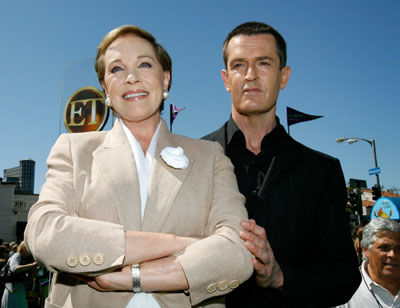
[
  {"xmin": 370, "ymin": 197, "xmax": 400, "ymax": 220},
  {"xmin": 369, "ymin": 167, "xmax": 381, "ymax": 175}
]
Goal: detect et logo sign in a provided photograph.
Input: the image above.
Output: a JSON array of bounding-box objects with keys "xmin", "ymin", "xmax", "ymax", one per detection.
[{"xmin": 64, "ymin": 87, "xmax": 109, "ymax": 133}]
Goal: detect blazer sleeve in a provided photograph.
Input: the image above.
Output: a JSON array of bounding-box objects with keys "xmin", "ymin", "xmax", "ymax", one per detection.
[
  {"xmin": 24, "ymin": 134, "xmax": 126, "ymax": 274},
  {"xmin": 280, "ymin": 159, "xmax": 361, "ymax": 306},
  {"xmin": 176, "ymin": 141, "xmax": 253, "ymax": 306}
]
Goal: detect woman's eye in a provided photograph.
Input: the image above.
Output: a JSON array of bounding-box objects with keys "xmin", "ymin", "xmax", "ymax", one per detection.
[
  {"xmin": 139, "ymin": 62, "xmax": 152, "ymax": 68},
  {"xmin": 111, "ymin": 66, "xmax": 123, "ymax": 73}
]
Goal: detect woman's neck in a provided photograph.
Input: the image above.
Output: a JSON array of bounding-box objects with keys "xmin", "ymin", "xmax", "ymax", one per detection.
[{"xmin": 122, "ymin": 116, "xmax": 160, "ymax": 154}]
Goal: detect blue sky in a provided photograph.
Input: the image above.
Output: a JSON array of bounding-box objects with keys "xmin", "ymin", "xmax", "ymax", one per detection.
[{"xmin": 0, "ymin": 0, "xmax": 399, "ymax": 193}]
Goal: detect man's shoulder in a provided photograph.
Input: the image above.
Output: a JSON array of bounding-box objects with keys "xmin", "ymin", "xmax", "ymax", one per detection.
[
  {"xmin": 201, "ymin": 122, "xmax": 227, "ymax": 146},
  {"xmin": 202, "ymin": 123, "xmax": 226, "ymax": 143},
  {"xmin": 289, "ymin": 136, "xmax": 340, "ymax": 165}
]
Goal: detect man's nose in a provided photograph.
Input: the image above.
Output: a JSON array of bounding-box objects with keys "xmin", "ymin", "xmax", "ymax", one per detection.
[
  {"xmin": 245, "ymin": 64, "xmax": 258, "ymax": 81},
  {"xmin": 386, "ymin": 248, "xmax": 397, "ymax": 258}
]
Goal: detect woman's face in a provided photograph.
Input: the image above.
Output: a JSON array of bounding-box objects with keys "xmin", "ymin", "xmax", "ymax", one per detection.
[{"xmin": 102, "ymin": 34, "xmax": 170, "ymax": 124}]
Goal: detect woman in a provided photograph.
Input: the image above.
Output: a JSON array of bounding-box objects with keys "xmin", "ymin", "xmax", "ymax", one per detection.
[
  {"xmin": 25, "ymin": 25, "xmax": 252, "ymax": 308},
  {"xmin": 1, "ymin": 242, "xmax": 37, "ymax": 308}
]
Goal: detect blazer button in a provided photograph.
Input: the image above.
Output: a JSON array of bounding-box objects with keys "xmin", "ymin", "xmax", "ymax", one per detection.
[
  {"xmin": 93, "ymin": 253, "xmax": 104, "ymax": 265},
  {"xmin": 79, "ymin": 254, "xmax": 91, "ymax": 266},
  {"xmin": 66, "ymin": 255, "xmax": 78, "ymax": 267},
  {"xmin": 217, "ymin": 281, "xmax": 229, "ymax": 291},
  {"xmin": 229, "ymin": 280, "xmax": 240, "ymax": 289},
  {"xmin": 206, "ymin": 283, "xmax": 217, "ymax": 293}
]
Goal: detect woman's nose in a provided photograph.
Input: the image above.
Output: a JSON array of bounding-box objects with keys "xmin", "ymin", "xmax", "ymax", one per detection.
[{"xmin": 125, "ymin": 69, "xmax": 139, "ymax": 84}]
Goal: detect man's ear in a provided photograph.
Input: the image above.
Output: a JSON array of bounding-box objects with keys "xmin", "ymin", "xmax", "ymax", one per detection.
[
  {"xmin": 221, "ymin": 69, "xmax": 231, "ymax": 92},
  {"xmin": 280, "ymin": 66, "xmax": 291, "ymax": 90},
  {"xmin": 362, "ymin": 246, "xmax": 369, "ymax": 259}
]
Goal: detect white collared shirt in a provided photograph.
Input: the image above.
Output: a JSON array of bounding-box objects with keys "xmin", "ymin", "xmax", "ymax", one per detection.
[
  {"xmin": 335, "ymin": 260, "xmax": 400, "ymax": 308},
  {"xmin": 121, "ymin": 119, "xmax": 162, "ymax": 308}
]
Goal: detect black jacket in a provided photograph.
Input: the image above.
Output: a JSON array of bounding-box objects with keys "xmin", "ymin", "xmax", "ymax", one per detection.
[{"xmin": 203, "ymin": 119, "xmax": 361, "ymax": 308}]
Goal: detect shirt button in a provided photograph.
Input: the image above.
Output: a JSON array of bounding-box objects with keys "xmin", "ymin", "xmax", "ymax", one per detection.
[
  {"xmin": 218, "ymin": 281, "xmax": 229, "ymax": 291},
  {"xmin": 66, "ymin": 255, "xmax": 78, "ymax": 267},
  {"xmin": 206, "ymin": 283, "xmax": 217, "ymax": 293},
  {"xmin": 93, "ymin": 253, "xmax": 104, "ymax": 265},
  {"xmin": 229, "ymin": 280, "xmax": 240, "ymax": 289},
  {"xmin": 79, "ymin": 254, "xmax": 91, "ymax": 266}
]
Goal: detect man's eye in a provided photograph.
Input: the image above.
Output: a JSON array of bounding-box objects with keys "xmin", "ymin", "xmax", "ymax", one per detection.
[
  {"xmin": 232, "ymin": 63, "xmax": 243, "ymax": 69},
  {"xmin": 111, "ymin": 66, "xmax": 123, "ymax": 73},
  {"xmin": 378, "ymin": 245, "xmax": 391, "ymax": 252},
  {"xmin": 260, "ymin": 61, "xmax": 270, "ymax": 66},
  {"xmin": 139, "ymin": 62, "xmax": 152, "ymax": 68}
]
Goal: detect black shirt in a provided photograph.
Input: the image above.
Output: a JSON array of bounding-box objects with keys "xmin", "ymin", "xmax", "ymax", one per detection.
[{"xmin": 225, "ymin": 116, "xmax": 285, "ymax": 217}]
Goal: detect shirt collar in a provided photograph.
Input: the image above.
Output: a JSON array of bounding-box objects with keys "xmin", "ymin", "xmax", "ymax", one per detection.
[
  {"xmin": 226, "ymin": 115, "xmax": 285, "ymax": 152},
  {"xmin": 120, "ymin": 118, "xmax": 161, "ymax": 160},
  {"xmin": 361, "ymin": 260, "xmax": 375, "ymax": 288},
  {"xmin": 361, "ymin": 260, "xmax": 400, "ymax": 297}
]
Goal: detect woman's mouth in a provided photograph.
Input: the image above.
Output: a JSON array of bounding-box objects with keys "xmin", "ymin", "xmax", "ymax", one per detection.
[{"xmin": 123, "ymin": 91, "xmax": 148, "ymax": 99}]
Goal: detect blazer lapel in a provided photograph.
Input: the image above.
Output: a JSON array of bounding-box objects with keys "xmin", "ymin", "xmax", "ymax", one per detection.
[
  {"xmin": 142, "ymin": 120, "xmax": 194, "ymax": 232},
  {"xmin": 93, "ymin": 120, "xmax": 142, "ymax": 231}
]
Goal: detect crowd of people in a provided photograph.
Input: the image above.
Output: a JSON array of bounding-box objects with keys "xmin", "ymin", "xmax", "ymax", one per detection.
[
  {"xmin": 0, "ymin": 240, "xmax": 49, "ymax": 308},
  {"xmin": 1, "ymin": 21, "xmax": 399, "ymax": 308}
]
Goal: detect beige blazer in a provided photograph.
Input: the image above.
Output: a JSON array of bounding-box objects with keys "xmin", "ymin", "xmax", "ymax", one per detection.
[{"xmin": 25, "ymin": 119, "xmax": 253, "ymax": 308}]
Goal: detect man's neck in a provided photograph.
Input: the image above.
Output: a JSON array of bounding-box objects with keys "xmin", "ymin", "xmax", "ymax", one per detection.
[
  {"xmin": 232, "ymin": 112, "xmax": 277, "ymax": 155},
  {"xmin": 366, "ymin": 264, "xmax": 400, "ymax": 297}
]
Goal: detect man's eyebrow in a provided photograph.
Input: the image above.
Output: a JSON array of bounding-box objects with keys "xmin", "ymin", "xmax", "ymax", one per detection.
[{"xmin": 229, "ymin": 55, "xmax": 274, "ymax": 64}]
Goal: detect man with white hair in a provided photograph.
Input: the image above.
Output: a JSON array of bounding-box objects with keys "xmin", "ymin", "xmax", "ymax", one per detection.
[{"xmin": 337, "ymin": 217, "xmax": 400, "ymax": 308}]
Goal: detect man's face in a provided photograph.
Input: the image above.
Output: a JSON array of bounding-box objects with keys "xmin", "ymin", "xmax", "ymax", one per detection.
[
  {"xmin": 222, "ymin": 34, "xmax": 290, "ymax": 117},
  {"xmin": 363, "ymin": 231, "xmax": 400, "ymax": 283}
]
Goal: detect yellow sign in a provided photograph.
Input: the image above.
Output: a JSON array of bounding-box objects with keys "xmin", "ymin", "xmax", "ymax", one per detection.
[{"xmin": 64, "ymin": 87, "xmax": 109, "ymax": 133}]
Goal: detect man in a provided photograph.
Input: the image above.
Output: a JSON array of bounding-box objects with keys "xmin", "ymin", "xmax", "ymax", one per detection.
[
  {"xmin": 337, "ymin": 218, "xmax": 400, "ymax": 308},
  {"xmin": 203, "ymin": 21, "xmax": 361, "ymax": 307}
]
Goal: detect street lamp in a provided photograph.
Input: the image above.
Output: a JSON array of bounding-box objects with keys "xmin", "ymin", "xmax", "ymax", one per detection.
[{"xmin": 336, "ymin": 137, "xmax": 380, "ymax": 187}]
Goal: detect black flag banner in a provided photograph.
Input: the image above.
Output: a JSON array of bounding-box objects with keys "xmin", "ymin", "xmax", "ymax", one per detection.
[{"xmin": 286, "ymin": 107, "xmax": 323, "ymax": 135}]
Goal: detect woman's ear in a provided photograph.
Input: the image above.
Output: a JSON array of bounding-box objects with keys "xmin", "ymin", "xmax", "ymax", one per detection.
[
  {"xmin": 101, "ymin": 81, "xmax": 109, "ymax": 97},
  {"xmin": 163, "ymin": 71, "xmax": 171, "ymax": 90}
]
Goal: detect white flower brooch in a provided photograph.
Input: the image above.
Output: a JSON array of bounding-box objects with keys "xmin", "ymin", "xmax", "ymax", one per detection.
[{"xmin": 160, "ymin": 147, "xmax": 189, "ymax": 169}]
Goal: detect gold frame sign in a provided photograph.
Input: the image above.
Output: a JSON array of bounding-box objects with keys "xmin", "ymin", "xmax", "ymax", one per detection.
[{"xmin": 64, "ymin": 87, "xmax": 109, "ymax": 133}]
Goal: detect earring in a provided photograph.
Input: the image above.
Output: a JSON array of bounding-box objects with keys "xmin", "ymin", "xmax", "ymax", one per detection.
[
  {"xmin": 105, "ymin": 96, "xmax": 111, "ymax": 107},
  {"xmin": 162, "ymin": 90, "xmax": 170, "ymax": 100}
]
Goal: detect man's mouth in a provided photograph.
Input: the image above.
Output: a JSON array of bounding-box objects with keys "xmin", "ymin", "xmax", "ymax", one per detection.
[{"xmin": 243, "ymin": 88, "xmax": 261, "ymax": 94}]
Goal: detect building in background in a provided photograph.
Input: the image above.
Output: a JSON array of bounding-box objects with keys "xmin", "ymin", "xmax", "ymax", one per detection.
[
  {"xmin": 3, "ymin": 159, "xmax": 35, "ymax": 194},
  {"xmin": 0, "ymin": 159, "xmax": 38, "ymax": 242}
]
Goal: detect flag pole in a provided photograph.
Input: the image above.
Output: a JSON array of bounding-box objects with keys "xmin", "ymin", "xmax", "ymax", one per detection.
[{"xmin": 169, "ymin": 104, "xmax": 173, "ymax": 132}]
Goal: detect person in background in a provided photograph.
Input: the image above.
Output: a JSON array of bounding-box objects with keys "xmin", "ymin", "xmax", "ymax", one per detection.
[
  {"xmin": 1, "ymin": 241, "xmax": 37, "ymax": 308},
  {"xmin": 203, "ymin": 21, "xmax": 361, "ymax": 307},
  {"xmin": 25, "ymin": 24, "xmax": 252, "ymax": 308},
  {"xmin": 336, "ymin": 217, "xmax": 400, "ymax": 308}
]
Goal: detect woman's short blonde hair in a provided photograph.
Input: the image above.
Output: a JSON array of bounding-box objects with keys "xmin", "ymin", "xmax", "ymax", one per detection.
[
  {"xmin": 95, "ymin": 25, "xmax": 172, "ymax": 90},
  {"xmin": 17, "ymin": 241, "xmax": 26, "ymax": 254}
]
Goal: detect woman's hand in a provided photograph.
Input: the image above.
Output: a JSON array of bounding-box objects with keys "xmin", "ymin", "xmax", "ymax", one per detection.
[{"xmin": 71, "ymin": 266, "xmax": 132, "ymax": 292}]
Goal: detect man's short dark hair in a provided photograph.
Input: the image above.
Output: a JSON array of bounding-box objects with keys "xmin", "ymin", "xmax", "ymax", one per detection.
[{"xmin": 223, "ymin": 21, "xmax": 287, "ymax": 69}]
